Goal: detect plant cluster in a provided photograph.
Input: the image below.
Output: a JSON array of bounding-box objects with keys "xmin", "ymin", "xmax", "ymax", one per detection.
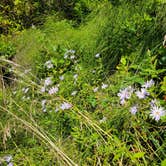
[
  {"xmin": 0, "ymin": 0, "xmax": 106, "ymax": 34},
  {"xmin": 1, "ymin": 45, "xmax": 166, "ymax": 165},
  {"xmin": 0, "ymin": 0, "xmax": 166, "ymax": 165}
]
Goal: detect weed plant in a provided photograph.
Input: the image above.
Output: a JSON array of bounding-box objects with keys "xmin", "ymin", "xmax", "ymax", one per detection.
[{"xmin": 0, "ymin": 0, "xmax": 166, "ymax": 165}]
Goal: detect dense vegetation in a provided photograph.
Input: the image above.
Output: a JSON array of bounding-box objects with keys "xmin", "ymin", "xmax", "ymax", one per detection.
[{"xmin": 0, "ymin": 0, "xmax": 166, "ymax": 165}]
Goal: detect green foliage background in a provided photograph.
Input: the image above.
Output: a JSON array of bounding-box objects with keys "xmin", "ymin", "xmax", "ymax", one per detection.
[{"xmin": 0, "ymin": 0, "xmax": 166, "ymax": 165}]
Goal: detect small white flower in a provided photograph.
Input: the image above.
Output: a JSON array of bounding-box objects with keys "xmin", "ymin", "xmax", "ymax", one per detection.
[
  {"xmin": 45, "ymin": 60, "xmax": 53, "ymax": 69},
  {"xmin": 101, "ymin": 83, "xmax": 108, "ymax": 89},
  {"xmin": 68, "ymin": 49, "xmax": 75, "ymax": 54},
  {"xmin": 43, "ymin": 108, "xmax": 47, "ymax": 112},
  {"xmin": 93, "ymin": 87, "xmax": 99, "ymax": 92},
  {"xmin": 95, "ymin": 53, "xmax": 100, "ymax": 58},
  {"xmin": 59, "ymin": 75, "xmax": 64, "ymax": 81},
  {"xmin": 55, "ymin": 107, "xmax": 59, "ymax": 112},
  {"xmin": 7, "ymin": 163, "xmax": 13, "ymax": 166},
  {"xmin": 120, "ymin": 99, "xmax": 126, "ymax": 105},
  {"xmin": 130, "ymin": 106, "xmax": 138, "ymax": 115},
  {"xmin": 99, "ymin": 117, "xmax": 107, "ymax": 123},
  {"xmin": 44, "ymin": 77, "xmax": 53, "ymax": 86},
  {"xmin": 73, "ymin": 74, "xmax": 78, "ymax": 80},
  {"xmin": 92, "ymin": 70, "xmax": 96, "ymax": 73},
  {"xmin": 135, "ymin": 88, "xmax": 149, "ymax": 99},
  {"xmin": 64, "ymin": 49, "xmax": 75, "ymax": 59},
  {"xmin": 48, "ymin": 86, "xmax": 59, "ymax": 95},
  {"xmin": 150, "ymin": 99, "xmax": 158, "ymax": 107},
  {"xmin": 142, "ymin": 79, "xmax": 154, "ymax": 89},
  {"xmin": 41, "ymin": 100, "xmax": 46, "ymax": 108},
  {"xmin": 150, "ymin": 106, "xmax": 165, "ymax": 121},
  {"xmin": 64, "ymin": 53, "xmax": 68, "ymax": 59},
  {"xmin": 60, "ymin": 102, "xmax": 72, "ymax": 110},
  {"xmin": 118, "ymin": 86, "xmax": 134, "ymax": 101},
  {"xmin": 70, "ymin": 55, "xmax": 75, "ymax": 59},
  {"xmin": 27, "ymin": 97, "xmax": 30, "ymax": 100},
  {"xmin": 40, "ymin": 86, "xmax": 46, "ymax": 93},
  {"xmin": 4, "ymin": 155, "xmax": 12, "ymax": 162},
  {"xmin": 22, "ymin": 87, "xmax": 29, "ymax": 94},
  {"xmin": 71, "ymin": 91, "xmax": 77, "ymax": 96}
]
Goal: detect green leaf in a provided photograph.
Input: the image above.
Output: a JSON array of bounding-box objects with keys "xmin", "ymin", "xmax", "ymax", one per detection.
[
  {"xmin": 59, "ymin": 59, "xmax": 65, "ymax": 64},
  {"xmin": 120, "ymin": 56, "xmax": 127, "ymax": 65},
  {"xmin": 161, "ymin": 76, "xmax": 166, "ymax": 92},
  {"xmin": 161, "ymin": 159, "xmax": 166, "ymax": 166},
  {"xmin": 132, "ymin": 152, "xmax": 145, "ymax": 159}
]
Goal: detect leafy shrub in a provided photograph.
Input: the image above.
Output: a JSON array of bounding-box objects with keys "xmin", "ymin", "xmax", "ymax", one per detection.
[{"xmin": 0, "ymin": 0, "xmax": 107, "ymax": 34}]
